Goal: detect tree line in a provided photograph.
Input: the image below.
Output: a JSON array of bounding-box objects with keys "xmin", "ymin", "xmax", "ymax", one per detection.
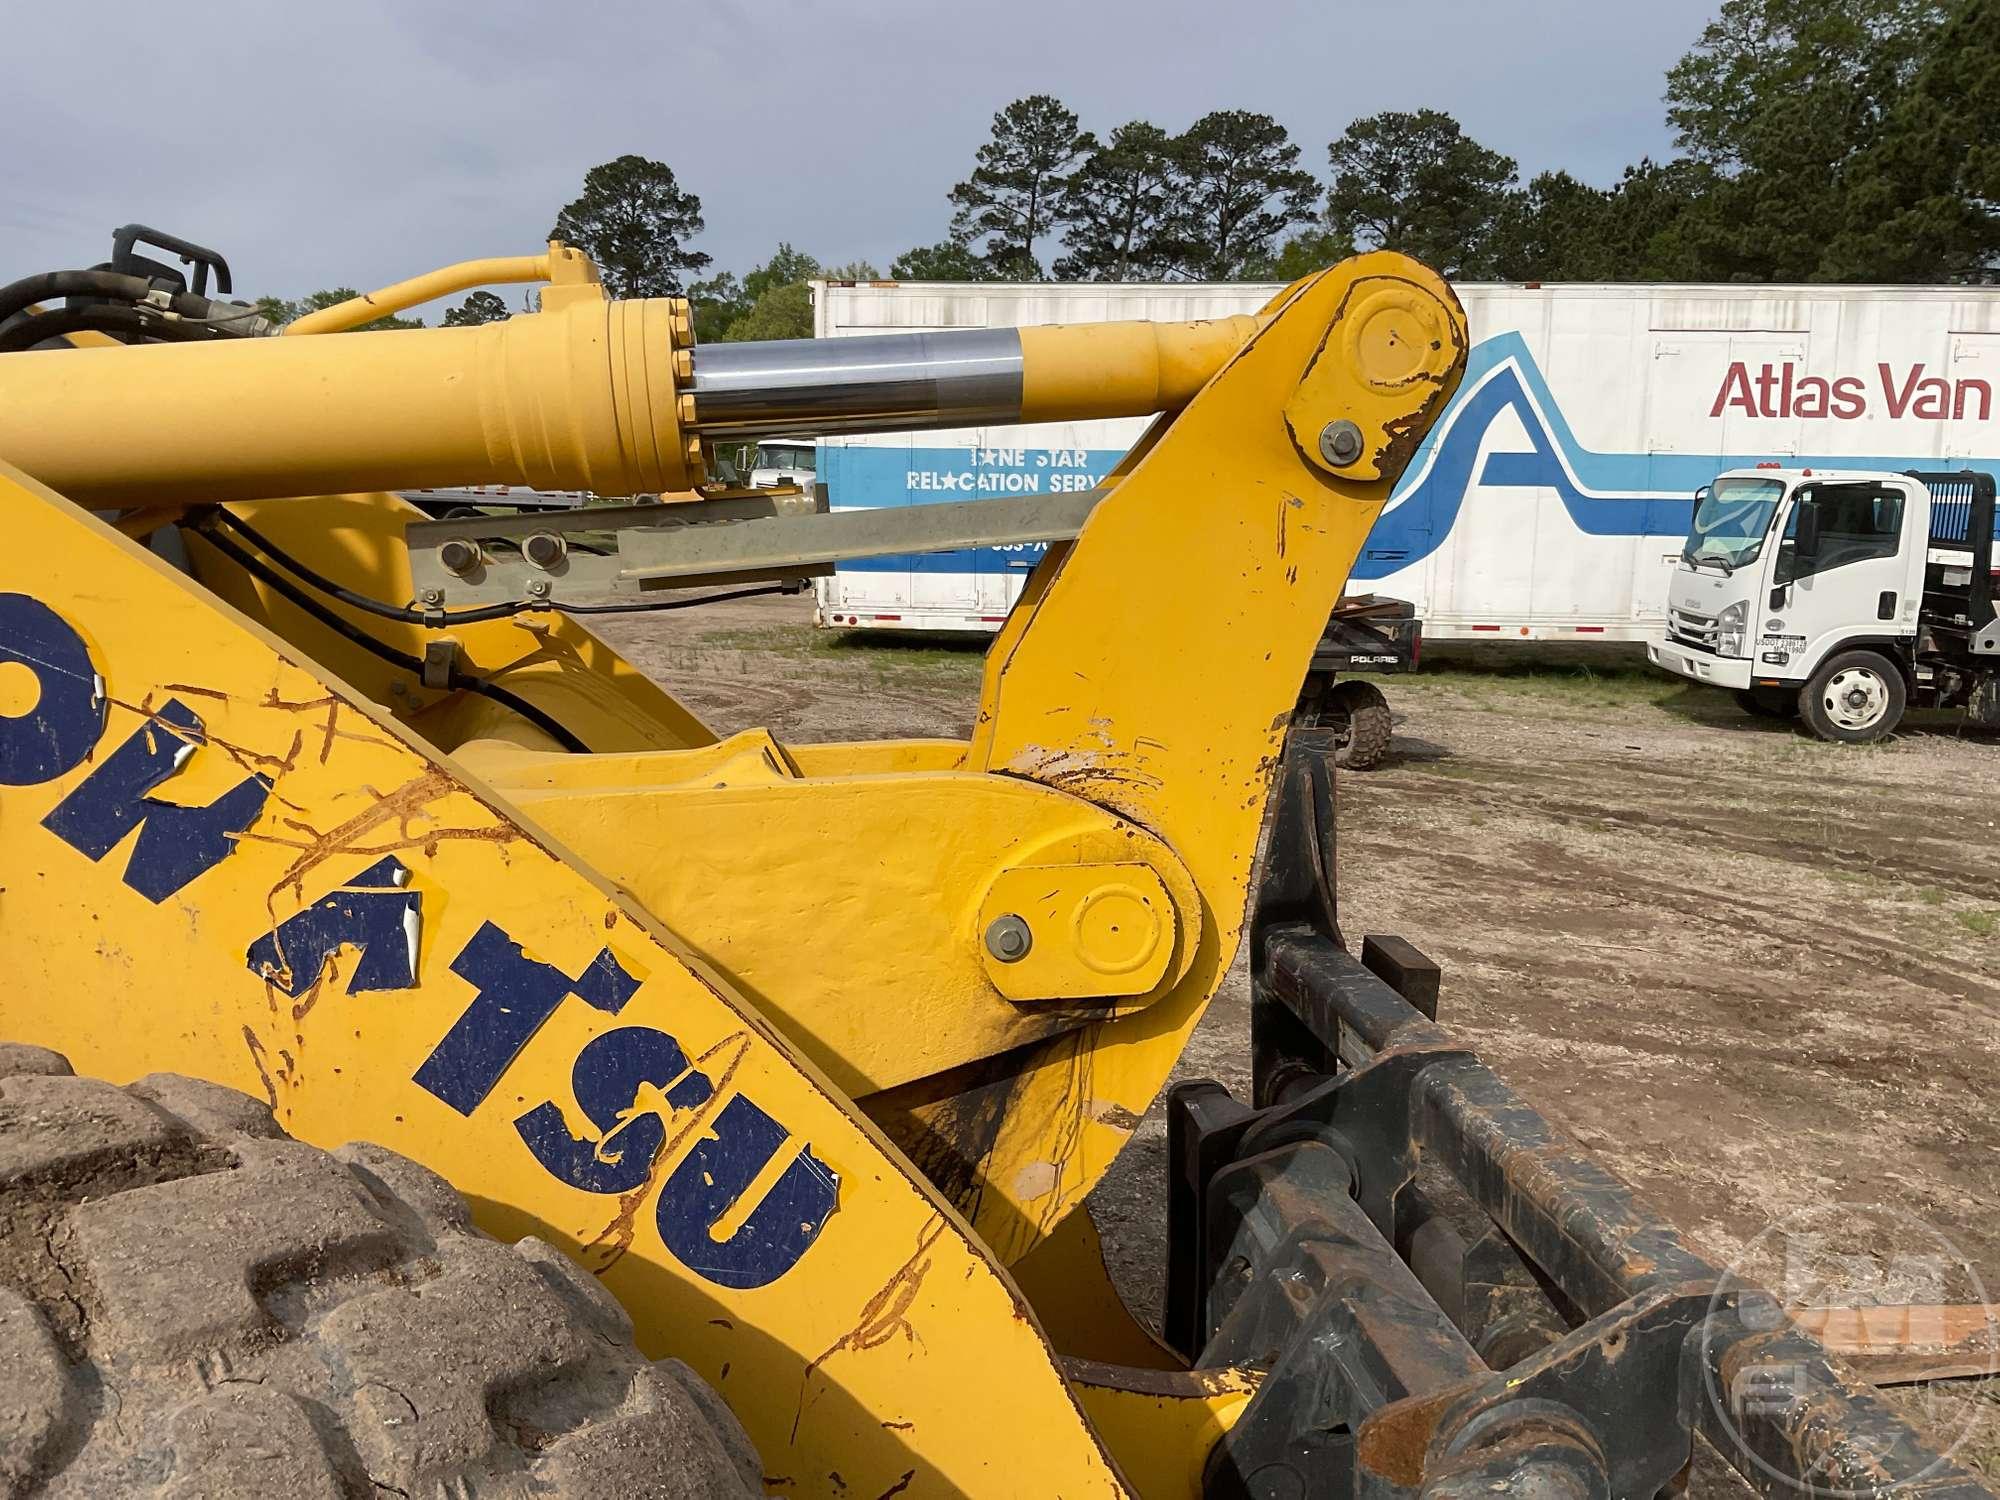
[
  {"xmin": 252, "ymin": 0, "xmax": 1997, "ymax": 339},
  {"xmin": 908, "ymin": 0, "xmax": 1996, "ymax": 285}
]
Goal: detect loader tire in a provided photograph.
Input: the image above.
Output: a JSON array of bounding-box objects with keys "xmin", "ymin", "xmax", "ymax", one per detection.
[
  {"xmin": 0, "ymin": 1044, "xmax": 763, "ymax": 1500},
  {"xmin": 1299, "ymin": 677, "xmax": 1394, "ymax": 771}
]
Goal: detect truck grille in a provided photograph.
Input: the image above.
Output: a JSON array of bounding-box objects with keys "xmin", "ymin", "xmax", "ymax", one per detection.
[{"xmin": 1668, "ymin": 606, "xmax": 1719, "ymax": 651}]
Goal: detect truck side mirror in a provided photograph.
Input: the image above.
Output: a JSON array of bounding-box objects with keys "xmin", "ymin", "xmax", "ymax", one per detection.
[{"xmin": 1794, "ymin": 501, "xmax": 1821, "ymax": 558}]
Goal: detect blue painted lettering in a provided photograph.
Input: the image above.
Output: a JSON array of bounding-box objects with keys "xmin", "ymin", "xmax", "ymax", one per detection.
[
  {"xmin": 514, "ymin": 1025, "xmax": 711, "ymax": 1194},
  {"xmin": 656, "ymin": 1095, "xmax": 839, "ymax": 1289},
  {"xmin": 0, "ymin": 594, "xmax": 105, "ymax": 786},
  {"xmin": 414, "ymin": 924, "xmax": 639, "ymax": 1115},
  {"xmin": 246, "ymin": 856, "xmax": 421, "ymax": 995},
  {"xmin": 42, "ymin": 699, "xmax": 270, "ymax": 903}
]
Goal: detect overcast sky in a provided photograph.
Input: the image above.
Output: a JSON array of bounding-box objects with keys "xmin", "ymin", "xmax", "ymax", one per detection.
[{"xmin": 6, "ymin": 0, "xmax": 1720, "ymax": 309}]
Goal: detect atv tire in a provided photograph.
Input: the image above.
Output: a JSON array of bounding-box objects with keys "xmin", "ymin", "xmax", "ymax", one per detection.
[
  {"xmin": 1299, "ymin": 677, "xmax": 1395, "ymax": 771},
  {"xmin": 0, "ymin": 1044, "xmax": 763, "ymax": 1499}
]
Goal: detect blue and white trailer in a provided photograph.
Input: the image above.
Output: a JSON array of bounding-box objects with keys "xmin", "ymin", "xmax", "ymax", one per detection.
[{"xmin": 809, "ymin": 279, "xmax": 2000, "ymax": 640}]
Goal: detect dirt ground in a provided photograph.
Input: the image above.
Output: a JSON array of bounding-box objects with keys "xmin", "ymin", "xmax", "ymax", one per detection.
[{"xmin": 599, "ymin": 594, "xmax": 2000, "ymax": 1491}]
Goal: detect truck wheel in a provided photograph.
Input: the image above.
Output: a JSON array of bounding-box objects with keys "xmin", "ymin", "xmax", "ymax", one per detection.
[
  {"xmin": 1733, "ymin": 686, "xmax": 1797, "ymax": 719},
  {"xmin": 1799, "ymin": 651, "xmax": 1906, "ymax": 744},
  {"xmin": 1300, "ymin": 678, "xmax": 1394, "ymax": 770},
  {"xmin": 0, "ymin": 1044, "xmax": 763, "ymax": 1500}
]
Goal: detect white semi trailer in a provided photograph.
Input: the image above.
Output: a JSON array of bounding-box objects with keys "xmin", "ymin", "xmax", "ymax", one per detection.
[{"xmin": 809, "ymin": 278, "xmax": 2000, "ymax": 643}]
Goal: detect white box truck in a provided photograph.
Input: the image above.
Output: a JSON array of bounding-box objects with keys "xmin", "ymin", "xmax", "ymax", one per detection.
[
  {"xmin": 1650, "ymin": 466, "xmax": 2000, "ymax": 742},
  {"xmin": 809, "ymin": 278, "xmax": 2000, "ymax": 647}
]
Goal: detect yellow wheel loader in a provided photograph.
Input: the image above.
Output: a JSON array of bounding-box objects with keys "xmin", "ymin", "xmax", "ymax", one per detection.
[{"xmin": 0, "ymin": 226, "xmax": 1989, "ymax": 1497}]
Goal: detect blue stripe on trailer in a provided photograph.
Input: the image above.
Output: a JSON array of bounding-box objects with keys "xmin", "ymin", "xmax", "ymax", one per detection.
[{"xmin": 822, "ymin": 333, "xmax": 2000, "ymax": 582}]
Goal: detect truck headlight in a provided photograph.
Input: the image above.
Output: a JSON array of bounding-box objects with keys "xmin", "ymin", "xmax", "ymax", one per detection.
[{"xmin": 1717, "ymin": 600, "xmax": 1748, "ymax": 658}]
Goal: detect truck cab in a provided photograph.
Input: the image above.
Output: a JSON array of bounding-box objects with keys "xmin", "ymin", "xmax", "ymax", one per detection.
[
  {"xmin": 1648, "ymin": 466, "xmax": 1998, "ymax": 742},
  {"xmin": 748, "ymin": 436, "xmax": 817, "ymax": 489}
]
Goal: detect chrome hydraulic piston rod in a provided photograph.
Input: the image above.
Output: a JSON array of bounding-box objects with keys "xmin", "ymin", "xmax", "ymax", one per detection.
[
  {"xmin": 0, "ymin": 254, "xmax": 1264, "ymax": 507},
  {"xmin": 687, "ymin": 316, "xmax": 1261, "ymax": 437}
]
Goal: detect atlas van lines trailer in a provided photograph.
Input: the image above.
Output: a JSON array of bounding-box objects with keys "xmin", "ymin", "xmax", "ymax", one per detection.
[{"xmin": 810, "ymin": 278, "xmax": 2000, "ymax": 645}]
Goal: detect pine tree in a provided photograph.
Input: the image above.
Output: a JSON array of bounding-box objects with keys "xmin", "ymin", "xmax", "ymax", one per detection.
[
  {"xmin": 948, "ymin": 96, "xmax": 1093, "ymax": 277},
  {"xmin": 1324, "ymin": 110, "xmax": 1517, "ymax": 279},
  {"xmin": 1055, "ymin": 122, "xmax": 1179, "ymax": 280},
  {"xmin": 1169, "ymin": 111, "xmax": 1319, "ymax": 280},
  {"xmin": 550, "ymin": 154, "xmax": 711, "ymax": 298}
]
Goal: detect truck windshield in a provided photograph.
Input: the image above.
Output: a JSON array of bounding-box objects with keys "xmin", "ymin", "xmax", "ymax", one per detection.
[
  {"xmin": 1686, "ymin": 477, "xmax": 1784, "ymax": 570},
  {"xmin": 755, "ymin": 443, "xmax": 815, "ymax": 472}
]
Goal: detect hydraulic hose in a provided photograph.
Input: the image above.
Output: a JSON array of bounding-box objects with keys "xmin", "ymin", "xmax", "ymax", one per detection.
[
  {"xmin": 281, "ymin": 253, "xmax": 555, "ymax": 336},
  {"xmin": 0, "ymin": 306, "xmax": 237, "ymax": 354},
  {"xmin": 192, "ymin": 520, "xmax": 591, "ymax": 753},
  {"xmin": 0, "ymin": 269, "xmax": 251, "ymax": 330}
]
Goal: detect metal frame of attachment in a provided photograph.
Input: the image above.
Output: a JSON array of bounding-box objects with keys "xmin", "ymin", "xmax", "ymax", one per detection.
[
  {"xmin": 404, "ymin": 485, "xmax": 1110, "ymax": 602},
  {"xmin": 1167, "ymin": 729, "xmax": 2000, "ymax": 1498}
]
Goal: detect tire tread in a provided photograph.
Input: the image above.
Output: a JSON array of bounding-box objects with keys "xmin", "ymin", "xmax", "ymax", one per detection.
[{"xmin": 0, "ymin": 1049, "xmax": 760, "ymax": 1499}]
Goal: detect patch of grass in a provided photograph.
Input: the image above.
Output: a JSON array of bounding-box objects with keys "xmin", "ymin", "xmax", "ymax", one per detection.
[
  {"xmin": 1956, "ymin": 909, "xmax": 1997, "ymax": 938},
  {"xmin": 1405, "ymin": 646, "xmax": 1679, "ymax": 712},
  {"xmin": 1918, "ymin": 886, "xmax": 1950, "ymax": 906},
  {"xmin": 1761, "ymin": 735, "xmax": 1868, "ymax": 767},
  {"xmin": 696, "ymin": 623, "xmax": 987, "ymax": 684},
  {"xmin": 1415, "ymin": 668, "xmax": 1676, "ymax": 711}
]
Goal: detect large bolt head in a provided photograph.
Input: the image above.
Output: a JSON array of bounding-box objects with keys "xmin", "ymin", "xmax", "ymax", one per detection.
[
  {"xmin": 438, "ymin": 538, "xmax": 480, "ymax": 576},
  {"xmin": 984, "ymin": 914, "xmax": 1033, "ymax": 963},
  {"xmin": 1318, "ymin": 419, "xmax": 1364, "ymax": 468}
]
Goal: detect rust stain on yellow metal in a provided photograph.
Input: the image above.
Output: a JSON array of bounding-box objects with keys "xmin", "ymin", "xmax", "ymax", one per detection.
[{"xmin": 942, "ymin": 256, "xmax": 1466, "ymax": 1256}]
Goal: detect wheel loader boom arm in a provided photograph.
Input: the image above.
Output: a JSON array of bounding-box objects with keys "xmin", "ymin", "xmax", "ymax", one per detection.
[{"xmin": 0, "ymin": 247, "xmax": 1469, "ymax": 1256}]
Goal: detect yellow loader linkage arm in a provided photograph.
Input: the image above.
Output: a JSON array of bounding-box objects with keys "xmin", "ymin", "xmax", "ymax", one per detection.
[{"xmin": 0, "ymin": 245, "xmax": 1463, "ymax": 1496}]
